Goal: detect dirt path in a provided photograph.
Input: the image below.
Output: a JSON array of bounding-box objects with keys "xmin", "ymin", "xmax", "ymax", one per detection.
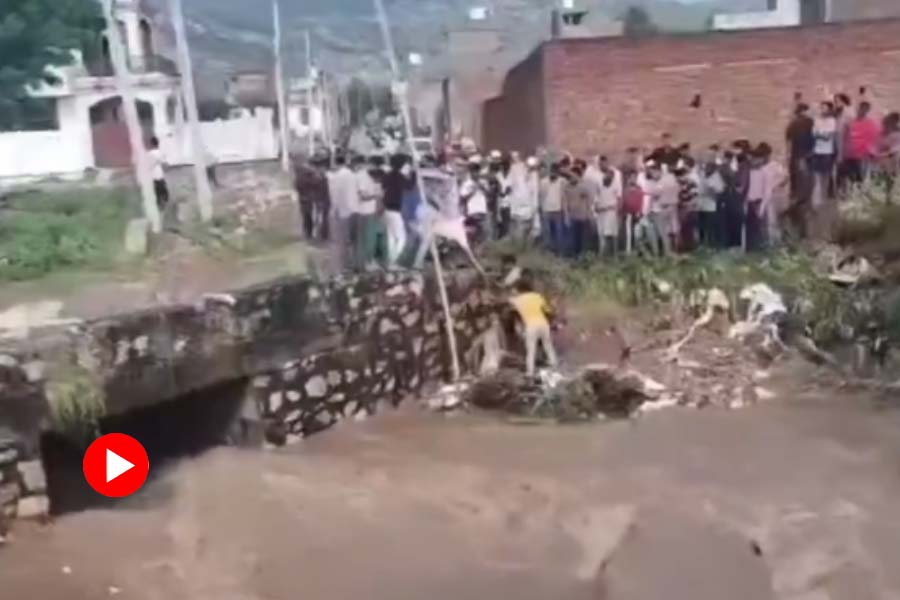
[{"xmin": 3, "ymin": 377, "xmax": 900, "ymax": 600}]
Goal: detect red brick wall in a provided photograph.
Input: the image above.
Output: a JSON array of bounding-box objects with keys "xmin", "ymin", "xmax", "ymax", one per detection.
[
  {"xmin": 484, "ymin": 20, "xmax": 900, "ymax": 157},
  {"xmin": 481, "ymin": 47, "xmax": 546, "ymax": 153}
]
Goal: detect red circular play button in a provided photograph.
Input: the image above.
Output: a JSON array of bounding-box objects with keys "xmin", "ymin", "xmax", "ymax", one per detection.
[{"xmin": 82, "ymin": 433, "xmax": 150, "ymax": 498}]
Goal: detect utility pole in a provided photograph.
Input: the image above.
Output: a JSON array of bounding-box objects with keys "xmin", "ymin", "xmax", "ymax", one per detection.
[
  {"xmin": 171, "ymin": 0, "xmax": 213, "ymax": 222},
  {"xmin": 272, "ymin": 0, "xmax": 291, "ymax": 172},
  {"xmin": 304, "ymin": 29, "xmax": 314, "ymax": 155},
  {"xmin": 373, "ymin": 0, "xmax": 461, "ymax": 383},
  {"xmin": 101, "ymin": 0, "xmax": 161, "ymax": 233}
]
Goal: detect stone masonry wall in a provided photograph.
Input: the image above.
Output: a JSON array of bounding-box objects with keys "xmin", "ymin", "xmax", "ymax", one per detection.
[
  {"xmin": 482, "ymin": 19, "xmax": 900, "ymax": 156},
  {"xmin": 0, "ymin": 268, "xmax": 495, "ymax": 523}
]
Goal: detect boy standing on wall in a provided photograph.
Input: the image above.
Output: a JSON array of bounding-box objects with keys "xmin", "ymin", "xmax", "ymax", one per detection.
[{"xmin": 509, "ymin": 279, "xmax": 559, "ymax": 378}]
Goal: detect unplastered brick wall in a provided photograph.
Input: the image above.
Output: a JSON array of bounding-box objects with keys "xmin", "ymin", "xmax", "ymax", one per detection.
[
  {"xmin": 484, "ymin": 19, "xmax": 900, "ymax": 156},
  {"xmin": 482, "ymin": 47, "xmax": 547, "ymax": 153}
]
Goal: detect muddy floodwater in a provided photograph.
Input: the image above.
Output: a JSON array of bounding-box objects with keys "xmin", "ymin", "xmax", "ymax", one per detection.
[{"xmin": 3, "ymin": 382, "xmax": 900, "ymax": 600}]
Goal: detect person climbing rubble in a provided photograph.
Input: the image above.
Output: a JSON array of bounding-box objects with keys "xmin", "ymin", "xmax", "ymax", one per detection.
[{"xmin": 509, "ymin": 278, "xmax": 559, "ymax": 377}]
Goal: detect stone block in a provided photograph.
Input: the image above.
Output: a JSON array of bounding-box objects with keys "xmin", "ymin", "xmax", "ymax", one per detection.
[
  {"xmin": 18, "ymin": 460, "xmax": 46, "ymax": 494},
  {"xmin": 305, "ymin": 375, "xmax": 327, "ymax": 398},
  {"xmin": 17, "ymin": 494, "xmax": 49, "ymax": 519},
  {"xmin": 124, "ymin": 218, "xmax": 150, "ymax": 256}
]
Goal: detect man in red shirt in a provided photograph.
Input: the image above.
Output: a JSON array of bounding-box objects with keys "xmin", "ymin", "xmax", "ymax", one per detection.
[{"xmin": 842, "ymin": 101, "xmax": 881, "ymax": 186}]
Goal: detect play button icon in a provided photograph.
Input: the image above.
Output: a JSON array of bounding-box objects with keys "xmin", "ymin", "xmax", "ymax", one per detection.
[
  {"xmin": 105, "ymin": 448, "xmax": 134, "ymax": 483},
  {"xmin": 83, "ymin": 434, "xmax": 149, "ymax": 498}
]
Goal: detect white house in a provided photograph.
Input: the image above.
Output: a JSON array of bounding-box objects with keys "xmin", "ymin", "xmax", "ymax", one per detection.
[
  {"xmin": 286, "ymin": 71, "xmax": 342, "ymax": 154},
  {"xmin": 0, "ymin": 0, "xmax": 278, "ymax": 184}
]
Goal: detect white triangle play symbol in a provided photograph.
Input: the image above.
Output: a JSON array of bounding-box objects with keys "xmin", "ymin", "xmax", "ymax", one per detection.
[{"xmin": 106, "ymin": 448, "xmax": 135, "ymax": 483}]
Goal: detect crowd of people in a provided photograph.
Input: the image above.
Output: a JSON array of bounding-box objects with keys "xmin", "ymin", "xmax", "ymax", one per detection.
[{"xmin": 293, "ymin": 93, "xmax": 900, "ymax": 272}]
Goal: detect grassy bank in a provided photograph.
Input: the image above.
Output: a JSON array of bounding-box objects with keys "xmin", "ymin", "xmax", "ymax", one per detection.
[
  {"xmin": 488, "ymin": 241, "xmax": 892, "ymax": 345},
  {"xmin": 0, "ymin": 187, "xmax": 139, "ymax": 281}
]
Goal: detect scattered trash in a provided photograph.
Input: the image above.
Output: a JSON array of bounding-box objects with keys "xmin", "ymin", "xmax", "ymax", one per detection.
[
  {"xmin": 829, "ymin": 255, "xmax": 882, "ymax": 287},
  {"xmin": 426, "ymin": 382, "xmax": 471, "ymax": 412},
  {"xmin": 108, "ymin": 586, "xmax": 122, "ymax": 596},
  {"xmin": 61, "ymin": 565, "xmax": 72, "ymax": 575},
  {"xmin": 666, "ymin": 287, "xmax": 730, "ymax": 361}
]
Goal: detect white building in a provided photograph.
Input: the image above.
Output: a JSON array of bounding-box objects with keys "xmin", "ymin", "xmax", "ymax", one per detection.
[
  {"xmin": 713, "ymin": 0, "xmax": 802, "ymax": 30},
  {"xmin": 285, "ymin": 71, "xmax": 342, "ymax": 154},
  {"xmin": 0, "ymin": 0, "xmax": 277, "ymax": 184}
]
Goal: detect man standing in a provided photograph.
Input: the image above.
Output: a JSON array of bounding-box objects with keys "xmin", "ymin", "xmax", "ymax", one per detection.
[
  {"xmin": 785, "ymin": 103, "xmax": 815, "ymax": 237},
  {"xmin": 294, "ymin": 155, "xmax": 330, "ymax": 242},
  {"xmin": 510, "ymin": 157, "xmax": 540, "ymax": 240},
  {"xmin": 843, "ymin": 101, "xmax": 881, "ymax": 186},
  {"xmin": 381, "ymin": 153, "xmax": 414, "ymax": 267},
  {"xmin": 539, "ymin": 164, "xmax": 565, "ymax": 255},
  {"xmin": 645, "ymin": 162, "xmax": 679, "ymax": 256},
  {"xmin": 327, "ymin": 154, "xmax": 360, "ymax": 271},
  {"xmin": 354, "ymin": 155, "xmax": 384, "ymax": 269},
  {"xmin": 565, "ymin": 161, "xmax": 597, "ymax": 258},
  {"xmin": 148, "ymin": 136, "xmax": 169, "ymax": 212},
  {"xmin": 459, "ymin": 159, "xmax": 489, "ymax": 245},
  {"xmin": 594, "ymin": 167, "xmax": 620, "ymax": 257}
]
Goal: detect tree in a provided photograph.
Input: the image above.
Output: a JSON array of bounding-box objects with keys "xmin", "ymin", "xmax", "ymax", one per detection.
[
  {"xmin": 621, "ymin": 5, "xmax": 658, "ymax": 37},
  {"xmin": 0, "ymin": 0, "xmax": 103, "ymax": 129}
]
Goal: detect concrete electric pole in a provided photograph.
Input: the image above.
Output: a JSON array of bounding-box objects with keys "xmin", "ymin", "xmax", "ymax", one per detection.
[
  {"xmin": 170, "ymin": 0, "xmax": 214, "ymax": 223},
  {"xmin": 101, "ymin": 0, "xmax": 162, "ymax": 233},
  {"xmin": 373, "ymin": 0, "xmax": 462, "ymax": 383},
  {"xmin": 272, "ymin": 0, "xmax": 291, "ymax": 172},
  {"xmin": 305, "ymin": 29, "xmax": 315, "ymax": 156}
]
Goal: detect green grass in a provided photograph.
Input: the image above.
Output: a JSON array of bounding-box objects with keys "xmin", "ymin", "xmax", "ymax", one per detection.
[
  {"xmin": 0, "ymin": 187, "xmax": 140, "ymax": 281},
  {"xmin": 485, "ymin": 242, "xmax": 873, "ymax": 346}
]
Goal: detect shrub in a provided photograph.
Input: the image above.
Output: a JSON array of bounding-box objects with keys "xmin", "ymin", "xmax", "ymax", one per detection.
[{"xmin": 0, "ymin": 187, "xmax": 138, "ymax": 280}]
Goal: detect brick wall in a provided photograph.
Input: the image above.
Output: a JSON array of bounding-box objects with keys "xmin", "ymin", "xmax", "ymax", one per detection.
[
  {"xmin": 481, "ymin": 47, "xmax": 547, "ymax": 153},
  {"xmin": 483, "ymin": 20, "xmax": 900, "ymax": 157}
]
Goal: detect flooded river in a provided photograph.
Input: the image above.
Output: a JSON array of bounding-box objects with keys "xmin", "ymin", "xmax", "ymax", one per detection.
[{"xmin": 3, "ymin": 385, "xmax": 900, "ymax": 600}]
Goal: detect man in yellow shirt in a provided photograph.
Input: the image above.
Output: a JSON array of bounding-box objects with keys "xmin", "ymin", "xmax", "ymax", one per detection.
[{"xmin": 509, "ymin": 280, "xmax": 559, "ymax": 377}]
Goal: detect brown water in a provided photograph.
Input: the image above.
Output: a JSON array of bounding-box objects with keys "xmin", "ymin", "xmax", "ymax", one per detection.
[{"xmin": 3, "ymin": 388, "xmax": 900, "ymax": 600}]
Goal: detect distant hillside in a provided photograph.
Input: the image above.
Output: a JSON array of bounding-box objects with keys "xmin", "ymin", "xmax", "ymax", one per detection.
[{"xmin": 146, "ymin": 0, "xmax": 767, "ymax": 97}]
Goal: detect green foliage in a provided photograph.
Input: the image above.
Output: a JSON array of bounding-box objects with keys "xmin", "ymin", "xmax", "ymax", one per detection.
[
  {"xmin": 45, "ymin": 363, "xmax": 106, "ymax": 444},
  {"xmin": 486, "ymin": 243, "xmax": 863, "ymax": 346},
  {"xmin": 0, "ymin": 187, "xmax": 139, "ymax": 280},
  {"xmin": 621, "ymin": 5, "xmax": 659, "ymax": 37},
  {"xmin": 833, "ymin": 181, "xmax": 900, "ymax": 248},
  {"xmin": 0, "ymin": 0, "xmax": 103, "ymax": 129}
]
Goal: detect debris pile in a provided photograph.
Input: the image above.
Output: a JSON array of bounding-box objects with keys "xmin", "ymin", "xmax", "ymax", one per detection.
[{"xmin": 464, "ymin": 364, "xmax": 656, "ymax": 421}]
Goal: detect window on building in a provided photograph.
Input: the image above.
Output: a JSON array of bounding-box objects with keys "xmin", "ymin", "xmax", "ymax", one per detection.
[{"xmin": 300, "ymin": 107, "xmax": 311, "ymax": 126}]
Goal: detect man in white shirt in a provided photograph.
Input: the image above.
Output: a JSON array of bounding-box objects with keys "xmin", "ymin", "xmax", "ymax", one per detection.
[
  {"xmin": 148, "ymin": 137, "xmax": 169, "ymax": 211},
  {"xmin": 645, "ymin": 163, "xmax": 679, "ymax": 256},
  {"xmin": 327, "ymin": 154, "xmax": 360, "ymax": 271},
  {"xmin": 460, "ymin": 160, "xmax": 488, "ymax": 244},
  {"xmin": 510, "ymin": 157, "xmax": 540, "ymax": 240},
  {"xmin": 594, "ymin": 168, "xmax": 621, "ymax": 257},
  {"xmin": 354, "ymin": 155, "xmax": 384, "ymax": 269}
]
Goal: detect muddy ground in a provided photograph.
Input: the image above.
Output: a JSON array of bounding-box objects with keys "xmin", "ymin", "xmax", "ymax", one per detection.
[{"xmin": 3, "ymin": 366, "xmax": 900, "ymax": 600}]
